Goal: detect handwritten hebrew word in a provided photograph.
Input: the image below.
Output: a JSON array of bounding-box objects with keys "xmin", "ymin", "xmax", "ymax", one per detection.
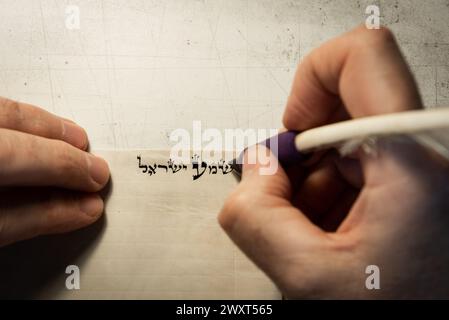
[{"xmin": 137, "ymin": 155, "xmax": 233, "ymax": 180}]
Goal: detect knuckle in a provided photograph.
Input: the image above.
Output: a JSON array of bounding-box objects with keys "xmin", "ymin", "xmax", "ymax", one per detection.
[
  {"xmin": 1, "ymin": 99, "xmax": 24, "ymax": 129},
  {"xmin": 54, "ymin": 141, "xmax": 84, "ymax": 179},
  {"xmin": 0, "ymin": 131, "xmax": 16, "ymax": 169},
  {"xmin": 218, "ymin": 190, "xmax": 251, "ymax": 231},
  {"xmin": 0, "ymin": 98, "xmax": 60, "ymax": 138},
  {"xmin": 285, "ymin": 92, "xmax": 314, "ymax": 126},
  {"xmin": 57, "ymin": 141, "xmax": 74, "ymax": 168}
]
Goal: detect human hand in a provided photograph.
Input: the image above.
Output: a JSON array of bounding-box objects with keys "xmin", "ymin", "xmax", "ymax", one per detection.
[
  {"xmin": 0, "ymin": 98, "xmax": 110, "ymax": 247},
  {"xmin": 219, "ymin": 26, "xmax": 449, "ymax": 299}
]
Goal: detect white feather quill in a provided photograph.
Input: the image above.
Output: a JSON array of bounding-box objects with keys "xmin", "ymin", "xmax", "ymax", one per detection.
[{"xmin": 294, "ymin": 108, "xmax": 449, "ymax": 160}]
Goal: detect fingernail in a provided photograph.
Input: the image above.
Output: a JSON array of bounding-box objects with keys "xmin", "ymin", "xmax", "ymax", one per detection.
[
  {"xmin": 88, "ymin": 154, "xmax": 110, "ymax": 187},
  {"xmin": 62, "ymin": 120, "xmax": 88, "ymax": 150},
  {"xmin": 61, "ymin": 117, "xmax": 76, "ymax": 124},
  {"xmin": 79, "ymin": 194, "xmax": 104, "ymax": 217}
]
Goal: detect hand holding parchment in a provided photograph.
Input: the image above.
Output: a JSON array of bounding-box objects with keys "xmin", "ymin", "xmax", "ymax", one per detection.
[{"xmin": 0, "ymin": 97, "xmax": 110, "ymax": 247}]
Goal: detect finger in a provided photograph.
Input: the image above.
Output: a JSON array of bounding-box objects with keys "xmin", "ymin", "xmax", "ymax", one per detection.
[
  {"xmin": 219, "ymin": 145, "xmax": 331, "ymax": 291},
  {"xmin": 0, "ymin": 188, "xmax": 103, "ymax": 247},
  {"xmin": 0, "ymin": 128, "xmax": 109, "ymax": 191},
  {"xmin": 0, "ymin": 97, "xmax": 88, "ymax": 150},
  {"xmin": 294, "ymin": 153, "xmax": 348, "ymax": 219},
  {"xmin": 283, "ymin": 25, "xmax": 422, "ymax": 131}
]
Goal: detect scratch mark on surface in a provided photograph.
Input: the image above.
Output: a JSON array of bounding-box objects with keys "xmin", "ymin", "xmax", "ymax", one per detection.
[
  {"xmin": 140, "ymin": 1, "xmax": 167, "ymax": 148},
  {"xmin": 38, "ymin": 0, "xmax": 56, "ymax": 113},
  {"xmin": 236, "ymin": 29, "xmax": 288, "ymax": 96},
  {"xmin": 101, "ymin": 0, "xmax": 118, "ymax": 148},
  {"xmin": 205, "ymin": 1, "xmax": 240, "ymax": 127},
  {"xmin": 436, "ymin": 66, "xmax": 439, "ymax": 106}
]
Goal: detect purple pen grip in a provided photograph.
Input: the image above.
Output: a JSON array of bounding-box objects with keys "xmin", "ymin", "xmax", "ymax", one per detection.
[
  {"xmin": 233, "ymin": 131, "xmax": 309, "ymax": 173},
  {"xmin": 262, "ymin": 131, "xmax": 309, "ymax": 167}
]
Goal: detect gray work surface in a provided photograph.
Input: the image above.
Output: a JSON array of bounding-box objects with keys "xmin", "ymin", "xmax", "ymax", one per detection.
[{"xmin": 0, "ymin": 0, "xmax": 448, "ymax": 149}]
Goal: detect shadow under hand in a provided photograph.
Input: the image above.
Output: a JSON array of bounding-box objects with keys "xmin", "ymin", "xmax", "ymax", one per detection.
[{"xmin": 0, "ymin": 179, "xmax": 113, "ymax": 299}]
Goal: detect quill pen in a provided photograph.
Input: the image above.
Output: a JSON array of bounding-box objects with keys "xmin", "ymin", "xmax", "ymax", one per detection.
[{"xmin": 231, "ymin": 108, "xmax": 449, "ymax": 176}]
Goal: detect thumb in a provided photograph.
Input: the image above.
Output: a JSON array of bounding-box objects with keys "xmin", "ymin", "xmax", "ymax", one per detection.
[{"xmin": 219, "ymin": 145, "xmax": 330, "ymax": 291}]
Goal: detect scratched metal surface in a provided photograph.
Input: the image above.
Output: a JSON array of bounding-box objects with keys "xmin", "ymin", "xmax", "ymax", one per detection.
[{"xmin": 0, "ymin": 0, "xmax": 448, "ymax": 150}]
